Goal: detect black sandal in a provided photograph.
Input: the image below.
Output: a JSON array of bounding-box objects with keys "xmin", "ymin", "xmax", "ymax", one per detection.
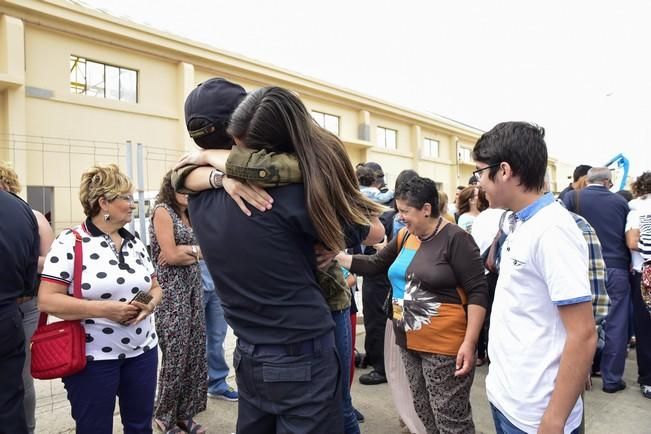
[{"xmin": 177, "ymin": 418, "xmax": 206, "ymax": 434}]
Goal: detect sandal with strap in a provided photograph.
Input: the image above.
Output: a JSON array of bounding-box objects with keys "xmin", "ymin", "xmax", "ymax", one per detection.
[
  {"xmin": 177, "ymin": 418, "xmax": 206, "ymax": 434},
  {"xmin": 154, "ymin": 418, "xmax": 186, "ymax": 434}
]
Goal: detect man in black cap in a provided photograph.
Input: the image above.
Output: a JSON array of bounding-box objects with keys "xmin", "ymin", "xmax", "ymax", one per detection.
[
  {"xmin": 558, "ymin": 164, "xmax": 592, "ymax": 201},
  {"xmin": 0, "ymin": 191, "xmax": 39, "ymax": 434},
  {"xmin": 183, "ymin": 78, "xmax": 247, "ymax": 403},
  {"xmin": 176, "ymin": 78, "xmax": 381, "ymax": 433}
]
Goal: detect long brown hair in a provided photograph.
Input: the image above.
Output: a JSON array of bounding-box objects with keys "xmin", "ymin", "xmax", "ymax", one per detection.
[
  {"xmin": 228, "ymin": 86, "xmax": 384, "ymax": 251},
  {"xmin": 457, "ymin": 186, "xmax": 488, "ymax": 215},
  {"xmin": 155, "ymin": 170, "xmax": 188, "ymax": 220}
]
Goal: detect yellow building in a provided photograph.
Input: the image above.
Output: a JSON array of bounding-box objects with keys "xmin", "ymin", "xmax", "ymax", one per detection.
[{"xmin": 1, "ymin": 0, "xmax": 565, "ymax": 233}]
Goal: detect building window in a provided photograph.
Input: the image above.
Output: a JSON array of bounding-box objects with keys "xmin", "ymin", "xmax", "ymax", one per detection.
[
  {"xmin": 376, "ymin": 126, "xmax": 397, "ymax": 150},
  {"xmin": 70, "ymin": 55, "xmax": 138, "ymax": 103},
  {"xmin": 422, "ymin": 138, "xmax": 440, "ymax": 158},
  {"xmin": 458, "ymin": 147, "xmax": 472, "ymax": 162},
  {"xmin": 311, "ymin": 111, "xmax": 340, "ymax": 135}
]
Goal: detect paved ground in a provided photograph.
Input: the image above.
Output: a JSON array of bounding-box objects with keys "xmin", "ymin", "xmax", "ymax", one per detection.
[{"xmin": 34, "ymin": 321, "xmax": 650, "ymax": 433}]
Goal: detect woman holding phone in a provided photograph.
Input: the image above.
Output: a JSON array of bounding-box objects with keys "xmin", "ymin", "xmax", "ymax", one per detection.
[{"xmin": 39, "ymin": 164, "xmax": 161, "ymax": 434}]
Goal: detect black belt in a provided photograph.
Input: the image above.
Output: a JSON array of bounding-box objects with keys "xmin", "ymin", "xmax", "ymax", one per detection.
[{"xmin": 238, "ymin": 331, "xmax": 335, "ymax": 357}]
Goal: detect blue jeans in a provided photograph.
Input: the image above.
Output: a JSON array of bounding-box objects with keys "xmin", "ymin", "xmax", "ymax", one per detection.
[
  {"xmin": 332, "ymin": 308, "xmax": 359, "ymax": 434},
  {"xmin": 200, "ymin": 260, "xmax": 230, "ymax": 394},
  {"xmin": 62, "ymin": 347, "xmax": 158, "ymax": 434},
  {"xmin": 490, "ymin": 404, "xmax": 579, "ymax": 434},
  {"xmin": 601, "ymin": 267, "xmax": 631, "ymax": 387}
]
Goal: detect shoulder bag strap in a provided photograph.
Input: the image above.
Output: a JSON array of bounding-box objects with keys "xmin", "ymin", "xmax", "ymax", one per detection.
[
  {"xmin": 37, "ymin": 228, "xmax": 83, "ymax": 327},
  {"xmin": 69, "ymin": 229, "xmax": 83, "ymax": 299},
  {"xmin": 397, "ymin": 227, "xmax": 411, "ymax": 252}
]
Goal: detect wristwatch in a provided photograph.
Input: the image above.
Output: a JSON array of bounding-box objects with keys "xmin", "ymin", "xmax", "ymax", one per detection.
[{"xmin": 209, "ymin": 169, "xmax": 224, "ymax": 189}]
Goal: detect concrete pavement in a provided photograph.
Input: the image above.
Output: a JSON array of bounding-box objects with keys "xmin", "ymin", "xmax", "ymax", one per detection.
[{"xmin": 33, "ymin": 323, "xmax": 650, "ymax": 433}]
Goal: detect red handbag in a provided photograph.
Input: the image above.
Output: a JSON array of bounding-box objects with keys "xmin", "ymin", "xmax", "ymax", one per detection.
[{"xmin": 31, "ymin": 229, "xmax": 87, "ymax": 379}]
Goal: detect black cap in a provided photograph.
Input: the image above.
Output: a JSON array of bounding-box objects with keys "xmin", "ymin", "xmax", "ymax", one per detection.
[
  {"xmin": 572, "ymin": 164, "xmax": 592, "ymax": 182},
  {"xmin": 184, "ymin": 78, "xmax": 247, "ymax": 149}
]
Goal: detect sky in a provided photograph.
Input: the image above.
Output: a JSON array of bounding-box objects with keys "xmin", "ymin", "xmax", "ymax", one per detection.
[{"xmin": 81, "ymin": 0, "xmax": 650, "ymax": 178}]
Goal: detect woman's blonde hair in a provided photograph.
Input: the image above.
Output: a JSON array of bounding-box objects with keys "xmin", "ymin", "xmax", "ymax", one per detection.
[
  {"xmin": 79, "ymin": 164, "xmax": 132, "ymax": 217},
  {"xmin": 0, "ymin": 162, "xmax": 21, "ymax": 194}
]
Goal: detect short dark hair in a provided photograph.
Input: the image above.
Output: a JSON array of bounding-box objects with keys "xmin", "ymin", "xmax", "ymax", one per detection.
[
  {"xmin": 572, "ymin": 164, "xmax": 592, "ymax": 182},
  {"xmin": 472, "ymin": 121, "xmax": 547, "ymax": 192},
  {"xmin": 395, "ymin": 176, "xmax": 440, "ymax": 218},
  {"xmin": 356, "ymin": 166, "xmax": 376, "ymax": 187},
  {"xmin": 616, "ymin": 190, "xmax": 633, "ymax": 202},
  {"xmin": 394, "ymin": 169, "xmax": 418, "ymax": 191}
]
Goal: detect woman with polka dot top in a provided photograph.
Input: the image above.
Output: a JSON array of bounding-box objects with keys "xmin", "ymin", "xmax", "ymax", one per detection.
[
  {"xmin": 149, "ymin": 171, "xmax": 207, "ymax": 434},
  {"xmin": 39, "ymin": 164, "xmax": 162, "ymax": 434}
]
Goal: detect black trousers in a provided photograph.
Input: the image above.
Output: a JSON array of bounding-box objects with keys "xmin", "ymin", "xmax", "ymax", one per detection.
[
  {"xmin": 362, "ymin": 274, "xmax": 390, "ymax": 375},
  {"xmin": 0, "ymin": 304, "xmax": 27, "ymax": 434},
  {"xmin": 631, "ymin": 271, "xmax": 651, "ymax": 386},
  {"xmin": 477, "ymin": 272, "xmax": 498, "ymax": 360},
  {"xmin": 233, "ymin": 334, "xmax": 343, "ymax": 434}
]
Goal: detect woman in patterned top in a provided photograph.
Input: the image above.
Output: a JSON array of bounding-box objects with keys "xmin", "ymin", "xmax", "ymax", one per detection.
[
  {"xmin": 39, "ymin": 164, "xmax": 161, "ymax": 434},
  {"xmin": 335, "ymin": 176, "xmax": 488, "ymax": 434},
  {"xmin": 150, "ymin": 170, "xmax": 207, "ymax": 434}
]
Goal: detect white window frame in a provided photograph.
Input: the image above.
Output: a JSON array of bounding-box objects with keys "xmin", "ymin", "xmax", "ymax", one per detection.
[
  {"xmin": 422, "ymin": 138, "xmax": 440, "ymax": 158},
  {"xmin": 459, "ymin": 147, "xmax": 472, "ymax": 162},
  {"xmin": 311, "ymin": 110, "xmax": 340, "ymax": 136},
  {"xmin": 70, "ymin": 55, "xmax": 138, "ymax": 103},
  {"xmin": 376, "ymin": 126, "xmax": 397, "ymax": 150}
]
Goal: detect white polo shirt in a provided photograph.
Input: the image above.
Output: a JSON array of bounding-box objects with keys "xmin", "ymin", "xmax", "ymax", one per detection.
[
  {"xmin": 486, "ymin": 193, "xmax": 591, "ymax": 434},
  {"xmin": 41, "ymin": 219, "xmax": 158, "ymax": 362}
]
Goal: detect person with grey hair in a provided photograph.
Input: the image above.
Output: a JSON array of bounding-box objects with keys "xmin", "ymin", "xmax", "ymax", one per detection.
[
  {"xmin": 563, "ymin": 166, "xmax": 631, "ymax": 394},
  {"xmin": 586, "ymin": 167, "xmax": 615, "ymax": 188}
]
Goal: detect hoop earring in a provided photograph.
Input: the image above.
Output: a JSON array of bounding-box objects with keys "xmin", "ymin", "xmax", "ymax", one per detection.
[{"xmin": 103, "ymin": 213, "xmax": 111, "ymax": 222}]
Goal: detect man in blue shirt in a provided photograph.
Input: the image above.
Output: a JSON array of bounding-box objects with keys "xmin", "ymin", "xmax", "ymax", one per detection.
[
  {"xmin": 563, "ymin": 167, "xmax": 631, "ymax": 393},
  {"xmin": 0, "ymin": 191, "xmax": 40, "ymax": 434}
]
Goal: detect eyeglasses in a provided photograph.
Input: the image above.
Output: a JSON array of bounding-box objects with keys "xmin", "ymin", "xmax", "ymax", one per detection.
[
  {"xmin": 473, "ymin": 163, "xmax": 501, "ymax": 179},
  {"xmin": 114, "ymin": 194, "xmax": 135, "ymax": 204}
]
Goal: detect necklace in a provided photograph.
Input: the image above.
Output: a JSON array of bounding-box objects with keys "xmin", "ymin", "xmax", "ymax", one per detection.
[{"xmin": 418, "ymin": 217, "xmax": 443, "ymax": 242}]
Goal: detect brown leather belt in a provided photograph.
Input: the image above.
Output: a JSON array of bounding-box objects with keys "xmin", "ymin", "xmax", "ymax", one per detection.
[{"xmin": 16, "ymin": 296, "xmax": 34, "ymax": 304}]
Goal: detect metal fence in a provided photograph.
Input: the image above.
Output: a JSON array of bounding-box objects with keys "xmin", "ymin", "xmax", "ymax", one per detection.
[{"xmin": 0, "ymin": 134, "xmax": 185, "ymax": 245}]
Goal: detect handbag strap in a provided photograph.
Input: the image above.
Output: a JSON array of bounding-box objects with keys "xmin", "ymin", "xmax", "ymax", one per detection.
[
  {"xmin": 397, "ymin": 227, "xmax": 411, "ymax": 252},
  {"xmin": 38, "ymin": 228, "xmax": 84, "ymax": 327}
]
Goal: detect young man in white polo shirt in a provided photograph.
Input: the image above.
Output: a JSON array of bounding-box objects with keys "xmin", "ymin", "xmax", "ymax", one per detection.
[{"xmin": 472, "ymin": 122, "xmax": 597, "ymax": 434}]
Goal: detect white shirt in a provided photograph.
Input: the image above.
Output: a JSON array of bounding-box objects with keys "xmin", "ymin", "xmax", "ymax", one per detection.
[
  {"xmin": 471, "ymin": 208, "xmax": 506, "ymax": 255},
  {"xmin": 486, "ymin": 197, "xmax": 591, "ymax": 434},
  {"xmin": 626, "ymin": 195, "xmax": 651, "ymax": 272},
  {"xmin": 41, "ymin": 220, "xmax": 158, "ymax": 361}
]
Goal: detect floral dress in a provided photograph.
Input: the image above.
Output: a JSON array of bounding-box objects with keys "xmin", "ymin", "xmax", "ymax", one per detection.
[{"xmin": 150, "ymin": 203, "xmax": 207, "ymax": 426}]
